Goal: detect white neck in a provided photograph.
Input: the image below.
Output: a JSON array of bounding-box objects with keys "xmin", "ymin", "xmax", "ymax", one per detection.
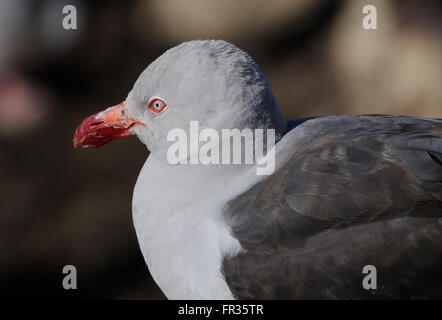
[
  {"xmin": 131, "ymin": 124, "xmax": 304, "ymax": 299},
  {"xmin": 132, "ymin": 153, "xmax": 259, "ymax": 299}
]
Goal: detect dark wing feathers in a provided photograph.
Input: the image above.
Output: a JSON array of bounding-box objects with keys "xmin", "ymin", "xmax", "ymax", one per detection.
[{"xmin": 222, "ymin": 115, "xmax": 442, "ymax": 299}]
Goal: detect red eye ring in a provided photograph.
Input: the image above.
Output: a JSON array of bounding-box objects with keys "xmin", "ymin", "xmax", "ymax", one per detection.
[{"xmin": 148, "ymin": 98, "xmax": 167, "ymax": 114}]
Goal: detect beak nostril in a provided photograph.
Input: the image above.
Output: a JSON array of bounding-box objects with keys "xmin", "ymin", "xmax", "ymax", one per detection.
[{"xmin": 90, "ymin": 121, "xmax": 104, "ymax": 127}]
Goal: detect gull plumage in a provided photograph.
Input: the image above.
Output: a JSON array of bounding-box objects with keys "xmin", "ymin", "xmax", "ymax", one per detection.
[{"xmin": 74, "ymin": 40, "xmax": 442, "ymax": 299}]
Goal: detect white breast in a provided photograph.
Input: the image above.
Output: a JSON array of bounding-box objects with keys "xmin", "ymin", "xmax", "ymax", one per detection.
[
  {"xmin": 131, "ymin": 127, "xmax": 304, "ymax": 299},
  {"xmin": 132, "ymin": 155, "xmax": 247, "ymax": 299}
]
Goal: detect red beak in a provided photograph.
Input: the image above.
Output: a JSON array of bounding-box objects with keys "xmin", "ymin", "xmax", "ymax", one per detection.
[{"xmin": 73, "ymin": 102, "xmax": 143, "ymax": 148}]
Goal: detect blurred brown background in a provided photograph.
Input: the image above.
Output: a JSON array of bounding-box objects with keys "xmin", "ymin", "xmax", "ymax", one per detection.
[{"xmin": 0, "ymin": 0, "xmax": 440, "ymax": 299}]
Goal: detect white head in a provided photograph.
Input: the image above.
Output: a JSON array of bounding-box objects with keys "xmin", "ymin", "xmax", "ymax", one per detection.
[{"xmin": 73, "ymin": 40, "xmax": 287, "ymax": 154}]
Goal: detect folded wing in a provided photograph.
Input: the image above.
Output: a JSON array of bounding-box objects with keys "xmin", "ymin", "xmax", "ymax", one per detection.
[{"xmin": 222, "ymin": 115, "xmax": 442, "ymax": 299}]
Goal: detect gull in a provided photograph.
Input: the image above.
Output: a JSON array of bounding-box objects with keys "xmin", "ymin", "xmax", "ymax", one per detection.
[{"xmin": 74, "ymin": 40, "xmax": 442, "ymax": 299}]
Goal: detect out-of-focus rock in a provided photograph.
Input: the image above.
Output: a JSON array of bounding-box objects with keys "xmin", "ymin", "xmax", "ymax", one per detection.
[
  {"xmin": 0, "ymin": 0, "xmax": 29, "ymax": 72},
  {"xmin": 328, "ymin": 0, "xmax": 442, "ymax": 117},
  {"xmin": 0, "ymin": 75, "xmax": 52, "ymax": 137},
  {"xmin": 132, "ymin": 0, "xmax": 321, "ymax": 44}
]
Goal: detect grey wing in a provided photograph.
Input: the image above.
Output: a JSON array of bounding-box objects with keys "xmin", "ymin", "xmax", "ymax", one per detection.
[{"xmin": 222, "ymin": 115, "xmax": 442, "ymax": 299}]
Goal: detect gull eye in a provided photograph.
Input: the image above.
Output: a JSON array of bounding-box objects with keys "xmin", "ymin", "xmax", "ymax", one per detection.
[{"xmin": 148, "ymin": 97, "xmax": 167, "ymax": 114}]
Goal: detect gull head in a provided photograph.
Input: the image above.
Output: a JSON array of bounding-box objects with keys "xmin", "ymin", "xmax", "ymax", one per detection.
[{"xmin": 73, "ymin": 40, "xmax": 287, "ymax": 154}]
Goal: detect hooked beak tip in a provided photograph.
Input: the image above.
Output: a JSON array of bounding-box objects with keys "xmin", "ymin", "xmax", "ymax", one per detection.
[{"xmin": 73, "ymin": 102, "xmax": 143, "ymax": 149}]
